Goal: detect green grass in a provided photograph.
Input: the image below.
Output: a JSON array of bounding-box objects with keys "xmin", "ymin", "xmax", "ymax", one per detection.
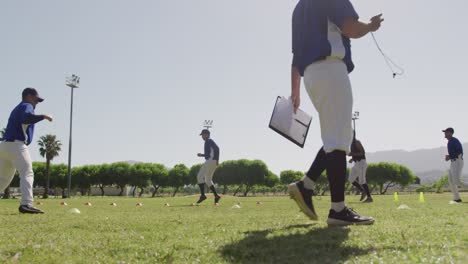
[{"xmin": 0, "ymin": 193, "xmax": 467, "ymax": 263}]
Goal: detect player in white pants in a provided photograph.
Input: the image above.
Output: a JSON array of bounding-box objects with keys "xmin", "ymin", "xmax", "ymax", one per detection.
[
  {"xmin": 287, "ymin": 0, "xmax": 382, "ymax": 226},
  {"xmin": 0, "ymin": 88, "xmax": 53, "ymax": 214},
  {"xmin": 348, "ymin": 136, "xmax": 372, "ymax": 202},
  {"xmin": 196, "ymin": 129, "xmax": 221, "ymax": 204},
  {"xmin": 443, "ymin": 127, "xmax": 464, "ymax": 203}
]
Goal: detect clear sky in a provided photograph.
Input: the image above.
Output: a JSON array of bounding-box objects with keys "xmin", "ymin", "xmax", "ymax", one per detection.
[{"xmin": 1, "ymin": 0, "xmax": 467, "ymax": 175}]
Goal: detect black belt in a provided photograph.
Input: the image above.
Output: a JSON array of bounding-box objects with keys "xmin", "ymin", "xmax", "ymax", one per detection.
[{"xmin": 451, "ymin": 154, "xmax": 463, "ymax": 162}]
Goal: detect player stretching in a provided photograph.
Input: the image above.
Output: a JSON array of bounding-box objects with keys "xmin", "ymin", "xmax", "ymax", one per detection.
[
  {"xmin": 443, "ymin": 127, "xmax": 464, "ymax": 203},
  {"xmin": 196, "ymin": 129, "xmax": 221, "ymax": 205},
  {"xmin": 348, "ymin": 134, "xmax": 372, "ymax": 203},
  {"xmin": 287, "ymin": 0, "xmax": 382, "ymax": 226},
  {"xmin": 0, "ymin": 88, "xmax": 53, "ymax": 214}
]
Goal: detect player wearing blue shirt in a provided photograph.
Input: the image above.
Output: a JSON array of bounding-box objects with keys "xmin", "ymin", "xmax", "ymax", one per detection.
[
  {"xmin": 0, "ymin": 88, "xmax": 53, "ymax": 214},
  {"xmin": 196, "ymin": 129, "xmax": 221, "ymax": 205},
  {"xmin": 287, "ymin": 0, "xmax": 383, "ymax": 226},
  {"xmin": 443, "ymin": 127, "xmax": 465, "ymax": 203}
]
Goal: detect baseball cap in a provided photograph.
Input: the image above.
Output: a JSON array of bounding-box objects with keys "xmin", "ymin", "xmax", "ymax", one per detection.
[
  {"xmin": 199, "ymin": 129, "xmax": 210, "ymax": 135},
  {"xmin": 442, "ymin": 127, "xmax": 454, "ymax": 134},
  {"xmin": 22, "ymin": 87, "xmax": 44, "ymax": 102}
]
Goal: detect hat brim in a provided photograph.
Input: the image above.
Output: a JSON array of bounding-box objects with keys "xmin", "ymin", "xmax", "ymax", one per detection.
[{"xmin": 37, "ymin": 97, "xmax": 44, "ymax": 102}]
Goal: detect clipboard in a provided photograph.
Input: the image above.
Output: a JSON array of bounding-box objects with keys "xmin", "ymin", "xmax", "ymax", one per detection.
[{"xmin": 269, "ymin": 96, "xmax": 312, "ymax": 148}]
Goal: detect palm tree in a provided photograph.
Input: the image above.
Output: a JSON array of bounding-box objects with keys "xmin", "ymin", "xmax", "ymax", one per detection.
[{"xmin": 38, "ymin": 135, "xmax": 62, "ymax": 198}]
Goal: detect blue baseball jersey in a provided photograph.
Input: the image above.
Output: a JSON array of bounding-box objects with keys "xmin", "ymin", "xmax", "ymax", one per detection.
[
  {"xmin": 292, "ymin": 0, "xmax": 359, "ymax": 76},
  {"xmin": 204, "ymin": 138, "xmax": 220, "ymax": 161},
  {"xmin": 3, "ymin": 102, "xmax": 44, "ymax": 145},
  {"xmin": 447, "ymin": 137, "xmax": 463, "ymax": 160}
]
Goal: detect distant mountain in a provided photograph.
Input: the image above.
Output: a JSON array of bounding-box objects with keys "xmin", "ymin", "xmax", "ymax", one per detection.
[{"xmin": 366, "ymin": 143, "xmax": 467, "ymax": 185}]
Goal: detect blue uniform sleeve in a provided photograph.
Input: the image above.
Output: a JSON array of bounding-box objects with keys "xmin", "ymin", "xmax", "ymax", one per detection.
[
  {"xmin": 329, "ymin": 0, "xmax": 359, "ymax": 29},
  {"xmin": 212, "ymin": 140, "xmax": 220, "ymax": 161},
  {"xmin": 21, "ymin": 104, "xmax": 44, "ymax": 124},
  {"xmin": 291, "ymin": 2, "xmax": 305, "ymax": 72}
]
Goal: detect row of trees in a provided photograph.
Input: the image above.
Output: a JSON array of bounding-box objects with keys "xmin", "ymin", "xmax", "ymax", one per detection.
[
  {"xmin": 27, "ymin": 160, "xmax": 273, "ymax": 197},
  {"xmin": 5, "ymin": 160, "xmax": 417, "ymax": 198},
  {"xmin": 1, "ymin": 131, "xmax": 419, "ymax": 198}
]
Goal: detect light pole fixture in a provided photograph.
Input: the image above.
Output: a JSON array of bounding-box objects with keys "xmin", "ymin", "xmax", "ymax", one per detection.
[
  {"xmin": 352, "ymin": 111, "xmax": 360, "ymax": 137},
  {"xmin": 65, "ymin": 74, "xmax": 80, "ymax": 198},
  {"xmin": 203, "ymin": 120, "xmax": 213, "ymax": 130}
]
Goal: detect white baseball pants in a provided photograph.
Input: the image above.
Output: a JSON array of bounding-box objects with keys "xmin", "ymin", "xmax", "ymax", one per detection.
[
  {"xmin": 0, "ymin": 141, "xmax": 34, "ymax": 206},
  {"xmin": 303, "ymin": 59, "xmax": 353, "ymax": 154},
  {"xmin": 197, "ymin": 160, "xmax": 217, "ymax": 187},
  {"xmin": 448, "ymin": 155, "xmax": 464, "ymax": 200},
  {"xmin": 348, "ymin": 160, "xmax": 368, "ymax": 185}
]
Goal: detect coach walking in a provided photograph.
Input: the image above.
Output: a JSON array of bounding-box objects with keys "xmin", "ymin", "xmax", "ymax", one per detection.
[
  {"xmin": 287, "ymin": 0, "xmax": 383, "ymax": 226},
  {"xmin": 443, "ymin": 127, "xmax": 464, "ymax": 203},
  {"xmin": 0, "ymin": 88, "xmax": 53, "ymax": 214}
]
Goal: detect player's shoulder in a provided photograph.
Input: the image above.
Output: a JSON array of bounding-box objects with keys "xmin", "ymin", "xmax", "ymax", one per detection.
[{"xmin": 17, "ymin": 102, "xmax": 33, "ymax": 111}]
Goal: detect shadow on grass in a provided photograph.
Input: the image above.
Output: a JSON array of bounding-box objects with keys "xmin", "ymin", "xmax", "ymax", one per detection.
[{"xmin": 220, "ymin": 225, "xmax": 371, "ymax": 264}]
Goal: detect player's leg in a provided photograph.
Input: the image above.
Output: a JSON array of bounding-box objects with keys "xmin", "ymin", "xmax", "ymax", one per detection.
[
  {"xmin": 196, "ymin": 162, "xmax": 208, "ymax": 203},
  {"xmin": 348, "ymin": 163, "xmax": 364, "ymax": 200},
  {"xmin": 204, "ymin": 160, "xmax": 220, "ymax": 204},
  {"xmin": 0, "ymin": 143, "xmax": 16, "ymax": 191},
  {"xmin": 359, "ymin": 161, "xmax": 372, "ymax": 202},
  {"xmin": 305, "ymin": 60, "xmax": 373, "ymax": 226},
  {"xmin": 448, "ymin": 163, "xmax": 461, "ymax": 202},
  {"xmin": 454, "ymin": 158, "xmax": 465, "ymax": 187},
  {"xmin": 11, "ymin": 142, "xmax": 43, "ymax": 214},
  {"xmin": 0, "ymin": 159, "xmax": 17, "ymax": 193},
  {"xmin": 287, "ymin": 147, "xmax": 324, "ymax": 220}
]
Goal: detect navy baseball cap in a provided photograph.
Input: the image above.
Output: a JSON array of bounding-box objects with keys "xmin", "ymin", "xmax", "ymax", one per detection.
[
  {"xmin": 199, "ymin": 129, "xmax": 210, "ymax": 135},
  {"xmin": 22, "ymin": 87, "xmax": 44, "ymax": 102},
  {"xmin": 442, "ymin": 127, "xmax": 454, "ymax": 134}
]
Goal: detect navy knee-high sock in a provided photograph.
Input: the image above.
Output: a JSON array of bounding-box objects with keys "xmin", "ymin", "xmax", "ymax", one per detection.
[
  {"xmin": 198, "ymin": 184, "xmax": 205, "ymax": 196},
  {"xmin": 326, "ymin": 150, "xmax": 346, "ymax": 203},
  {"xmin": 306, "ymin": 147, "xmax": 327, "ymax": 182}
]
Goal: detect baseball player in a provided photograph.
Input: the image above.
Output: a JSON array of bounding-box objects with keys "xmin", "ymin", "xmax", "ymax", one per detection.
[
  {"xmin": 196, "ymin": 129, "xmax": 221, "ymax": 204},
  {"xmin": 348, "ymin": 134, "xmax": 372, "ymax": 203},
  {"xmin": 443, "ymin": 127, "xmax": 464, "ymax": 203},
  {"xmin": 287, "ymin": 0, "xmax": 382, "ymax": 226},
  {"xmin": 0, "ymin": 88, "xmax": 53, "ymax": 214}
]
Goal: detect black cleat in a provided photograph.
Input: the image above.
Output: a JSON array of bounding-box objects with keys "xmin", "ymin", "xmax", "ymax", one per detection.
[
  {"xmin": 19, "ymin": 205, "xmax": 44, "ymax": 214},
  {"xmin": 196, "ymin": 195, "xmax": 207, "ymax": 204},
  {"xmin": 288, "ymin": 181, "xmax": 318, "ymax": 220},
  {"xmin": 363, "ymin": 197, "xmax": 373, "ymax": 203},
  {"xmin": 454, "ymin": 199, "xmax": 462, "ymax": 203},
  {"xmin": 214, "ymin": 196, "xmax": 221, "ymax": 204},
  {"xmin": 327, "ymin": 207, "xmax": 374, "ymax": 226},
  {"xmin": 360, "ymin": 192, "xmax": 366, "ymax": 201}
]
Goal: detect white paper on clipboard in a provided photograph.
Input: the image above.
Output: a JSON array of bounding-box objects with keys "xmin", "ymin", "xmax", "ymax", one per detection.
[{"xmin": 269, "ymin": 96, "xmax": 312, "ymax": 148}]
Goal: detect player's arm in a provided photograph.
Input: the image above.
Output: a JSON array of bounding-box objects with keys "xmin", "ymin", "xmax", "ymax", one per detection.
[
  {"xmin": 341, "ymin": 15, "xmax": 383, "ymax": 39},
  {"xmin": 291, "ymin": 4, "xmax": 303, "ymax": 115},
  {"xmin": 291, "ymin": 66, "xmax": 301, "ymax": 114},
  {"xmin": 212, "ymin": 141, "xmax": 220, "ymax": 165},
  {"xmin": 329, "ymin": 0, "xmax": 383, "ymax": 39},
  {"xmin": 445, "ymin": 141, "xmax": 454, "ymax": 161},
  {"xmin": 21, "ymin": 104, "xmax": 52, "ymax": 124}
]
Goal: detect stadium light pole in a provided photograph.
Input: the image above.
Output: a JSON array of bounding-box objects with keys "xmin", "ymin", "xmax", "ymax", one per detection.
[
  {"xmin": 352, "ymin": 111, "xmax": 359, "ymax": 135},
  {"xmin": 65, "ymin": 74, "xmax": 80, "ymax": 198}
]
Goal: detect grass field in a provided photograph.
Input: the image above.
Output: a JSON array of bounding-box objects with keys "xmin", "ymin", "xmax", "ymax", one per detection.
[{"xmin": 0, "ymin": 193, "xmax": 467, "ymax": 264}]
